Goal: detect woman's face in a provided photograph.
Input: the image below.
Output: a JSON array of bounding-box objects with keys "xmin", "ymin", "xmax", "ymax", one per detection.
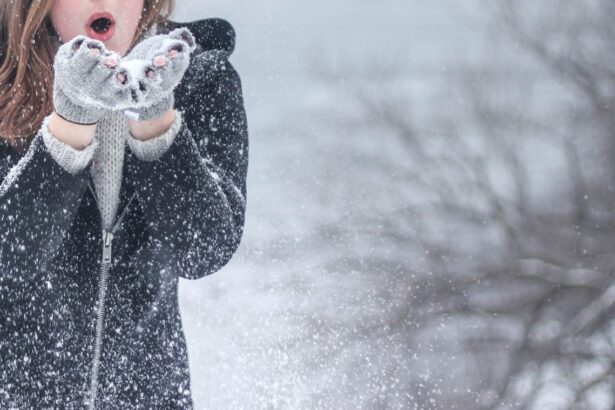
[{"xmin": 50, "ymin": 0, "xmax": 145, "ymax": 56}]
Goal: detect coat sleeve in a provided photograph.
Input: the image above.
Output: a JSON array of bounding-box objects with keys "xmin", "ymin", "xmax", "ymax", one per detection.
[
  {"xmin": 0, "ymin": 131, "xmax": 91, "ymax": 277},
  {"xmin": 125, "ymin": 48, "xmax": 249, "ymax": 280}
]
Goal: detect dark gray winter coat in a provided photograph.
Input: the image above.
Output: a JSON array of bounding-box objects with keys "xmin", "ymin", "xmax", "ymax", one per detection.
[{"xmin": 0, "ymin": 17, "xmax": 248, "ymax": 409}]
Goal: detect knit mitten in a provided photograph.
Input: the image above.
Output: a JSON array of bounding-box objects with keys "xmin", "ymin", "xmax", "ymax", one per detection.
[
  {"xmin": 115, "ymin": 28, "xmax": 197, "ymax": 121},
  {"xmin": 53, "ymin": 36, "xmax": 123, "ymax": 124}
]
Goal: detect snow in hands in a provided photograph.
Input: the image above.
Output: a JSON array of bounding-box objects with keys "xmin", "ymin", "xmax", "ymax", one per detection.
[
  {"xmin": 117, "ymin": 27, "xmax": 197, "ymax": 120},
  {"xmin": 54, "ymin": 28, "xmax": 196, "ymax": 119}
]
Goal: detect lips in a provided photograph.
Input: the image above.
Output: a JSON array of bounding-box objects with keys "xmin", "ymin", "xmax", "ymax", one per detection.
[{"xmin": 86, "ymin": 12, "xmax": 116, "ymax": 42}]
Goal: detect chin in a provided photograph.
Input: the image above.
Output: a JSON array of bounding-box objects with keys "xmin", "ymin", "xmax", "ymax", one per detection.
[{"xmin": 105, "ymin": 41, "xmax": 124, "ymax": 55}]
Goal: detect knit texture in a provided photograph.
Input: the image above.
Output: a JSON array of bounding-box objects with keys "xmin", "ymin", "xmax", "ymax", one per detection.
[
  {"xmin": 52, "ymin": 36, "xmax": 122, "ymax": 125},
  {"xmin": 125, "ymin": 110, "xmax": 183, "ymax": 161},
  {"xmin": 118, "ymin": 27, "xmax": 197, "ymax": 121},
  {"xmin": 42, "ymin": 110, "xmax": 183, "ymax": 230},
  {"xmin": 40, "ymin": 114, "xmax": 99, "ymax": 174}
]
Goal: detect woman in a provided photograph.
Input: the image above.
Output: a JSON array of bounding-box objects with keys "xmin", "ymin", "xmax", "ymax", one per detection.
[{"xmin": 0, "ymin": 0, "xmax": 249, "ymax": 407}]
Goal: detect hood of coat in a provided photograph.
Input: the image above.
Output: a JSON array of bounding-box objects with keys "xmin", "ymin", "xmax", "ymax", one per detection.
[{"xmin": 155, "ymin": 17, "xmax": 236, "ymax": 56}]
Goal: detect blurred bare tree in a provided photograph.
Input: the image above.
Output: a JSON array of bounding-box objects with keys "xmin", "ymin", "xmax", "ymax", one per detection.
[{"xmin": 311, "ymin": 0, "xmax": 615, "ymax": 408}]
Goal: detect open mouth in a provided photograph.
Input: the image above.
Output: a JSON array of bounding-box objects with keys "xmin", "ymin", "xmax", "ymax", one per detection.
[
  {"xmin": 87, "ymin": 12, "xmax": 115, "ymax": 41},
  {"xmin": 91, "ymin": 17, "xmax": 113, "ymax": 33}
]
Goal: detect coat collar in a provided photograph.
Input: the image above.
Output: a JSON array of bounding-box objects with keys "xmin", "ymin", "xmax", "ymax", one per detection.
[{"xmin": 154, "ymin": 17, "xmax": 236, "ymax": 55}]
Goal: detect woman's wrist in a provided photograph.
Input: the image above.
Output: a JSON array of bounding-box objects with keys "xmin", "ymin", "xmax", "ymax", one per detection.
[
  {"xmin": 48, "ymin": 111, "xmax": 97, "ymax": 150},
  {"xmin": 128, "ymin": 109, "xmax": 177, "ymax": 141}
]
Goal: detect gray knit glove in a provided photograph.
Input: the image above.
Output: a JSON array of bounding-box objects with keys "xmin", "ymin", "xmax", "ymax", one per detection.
[
  {"xmin": 115, "ymin": 28, "xmax": 197, "ymax": 121},
  {"xmin": 53, "ymin": 36, "xmax": 123, "ymax": 124}
]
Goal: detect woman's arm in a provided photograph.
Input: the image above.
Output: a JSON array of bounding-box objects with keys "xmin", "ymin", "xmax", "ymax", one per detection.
[
  {"xmin": 128, "ymin": 109, "xmax": 177, "ymax": 141},
  {"xmin": 48, "ymin": 111, "xmax": 97, "ymax": 149},
  {"xmin": 125, "ymin": 49, "xmax": 249, "ymax": 280},
  {"xmin": 0, "ymin": 115, "xmax": 95, "ymax": 276}
]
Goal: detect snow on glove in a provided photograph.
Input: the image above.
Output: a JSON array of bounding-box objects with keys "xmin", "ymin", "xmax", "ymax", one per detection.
[
  {"xmin": 53, "ymin": 36, "xmax": 123, "ymax": 124},
  {"xmin": 115, "ymin": 27, "xmax": 197, "ymax": 121}
]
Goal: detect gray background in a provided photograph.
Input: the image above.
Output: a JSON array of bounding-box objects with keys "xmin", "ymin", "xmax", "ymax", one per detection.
[{"xmin": 173, "ymin": 1, "xmax": 615, "ymax": 409}]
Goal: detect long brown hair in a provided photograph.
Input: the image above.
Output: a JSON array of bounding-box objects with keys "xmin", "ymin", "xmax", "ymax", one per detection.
[{"xmin": 0, "ymin": 0, "xmax": 175, "ymax": 155}]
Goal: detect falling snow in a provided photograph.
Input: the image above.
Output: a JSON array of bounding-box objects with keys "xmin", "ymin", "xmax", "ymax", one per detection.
[{"xmin": 0, "ymin": 16, "xmax": 246, "ymax": 409}]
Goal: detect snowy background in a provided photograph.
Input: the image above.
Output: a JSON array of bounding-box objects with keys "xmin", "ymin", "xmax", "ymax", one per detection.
[{"xmin": 174, "ymin": 1, "xmax": 615, "ymax": 409}]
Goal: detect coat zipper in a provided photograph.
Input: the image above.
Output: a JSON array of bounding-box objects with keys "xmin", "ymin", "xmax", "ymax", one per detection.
[{"xmin": 87, "ymin": 180, "xmax": 137, "ymax": 409}]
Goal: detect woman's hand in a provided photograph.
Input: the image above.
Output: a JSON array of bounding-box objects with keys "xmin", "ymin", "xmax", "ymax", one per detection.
[
  {"xmin": 114, "ymin": 28, "xmax": 197, "ymax": 121},
  {"xmin": 52, "ymin": 36, "xmax": 123, "ymax": 125}
]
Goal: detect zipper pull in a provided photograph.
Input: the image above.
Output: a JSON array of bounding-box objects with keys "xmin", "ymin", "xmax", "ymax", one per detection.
[{"xmin": 103, "ymin": 231, "xmax": 113, "ymax": 264}]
